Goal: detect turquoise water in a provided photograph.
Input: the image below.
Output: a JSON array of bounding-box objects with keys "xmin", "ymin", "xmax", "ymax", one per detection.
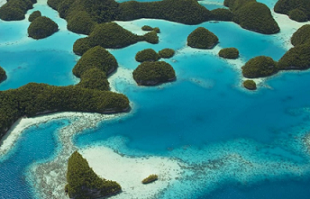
[
  {"xmin": 0, "ymin": 120, "xmax": 69, "ymax": 199},
  {"xmin": 1, "ymin": 0, "xmax": 310, "ymax": 198},
  {"xmin": 0, "ymin": 2, "xmax": 81, "ymax": 90}
]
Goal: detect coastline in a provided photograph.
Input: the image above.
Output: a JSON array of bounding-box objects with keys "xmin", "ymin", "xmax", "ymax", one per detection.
[
  {"xmin": 272, "ymin": 11, "xmax": 310, "ymax": 50},
  {"xmin": 80, "ymin": 146, "xmax": 183, "ymax": 199},
  {"xmin": 1, "ymin": 2, "xmax": 310, "ymax": 199},
  {"xmin": 0, "ymin": 112, "xmax": 114, "ymax": 158},
  {"xmin": 27, "ymin": 112, "xmax": 121, "ymax": 199},
  {"xmin": 24, "ymin": 109, "xmax": 183, "ymax": 199}
]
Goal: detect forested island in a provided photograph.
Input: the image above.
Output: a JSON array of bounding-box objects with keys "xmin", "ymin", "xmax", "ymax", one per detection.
[
  {"xmin": 73, "ymin": 22, "xmax": 158, "ymax": 55},
  {"xmin": 133, "ymin": 61, "xmax": 176, "ymax": 86},
  {"xmin": 242, "ymin": 56, "xmax": 278, "ymax": 78},
  {"xmin": 0, "ymin": 0, "xmax": 308, "ymax": 138},
  {"xmin": 142, "ymin": 25, "xmax": 160, "ymax": 33},
  {"xmin": 243, "ymin": 80, "xmax": 257, "ymax": 90},
  {"xmin": 142, "ymin": 174, "xmax": 158, "ymax": 184},
  {"xmin": 224, "ymin": 0, "xmax": 280, "ymax": 34},
  {"xmin": 135, "ymin": 49, "xmax": 160, "ymax": 63},
  {"xmin": 158, "ymin": 48, "xmax": 175, "ymax": 59},
  {"xmin": 28, "ymin": 10, "xmax": 41, "ymax": 22},
  {"xmin": 28, "ymin": 16, "xmax": 58, "ymax": 39},
  {"xmin": 218, "ymin": 48, "xmax": 239, "ymax": 59},
  {"xmin": 1, "ymin": 0, "xmax": 310, "ymax": 197},
  {"xmin": 135, "ymin": 48, "xmax": 175, "ymax": 62},
  {"xmin": 0, "ymin": 0, "xmax": 282, "ymax": 36},
  {"xmin": 66, "ymin": 151, "xmax": 121, "ymax": 199},
  {"xmin": 274, "ymin": 0, "xmax": 310, "ymax": 22},
  {"xmin": 0, "ymin": 45, "xmax": 130, "ymax": 140},
  {"xmin": 242, "ymin": 24, "xmax": 310, "ymax": 80},
  {"xmin": 187, "ymin": 27, "xmax": 218, "ymax": 49},
  {"xmin": 0, "ymin": 66, "xmax": 6, "ymax": 83}
]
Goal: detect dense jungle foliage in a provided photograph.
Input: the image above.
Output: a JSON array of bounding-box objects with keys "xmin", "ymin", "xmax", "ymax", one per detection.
[
  {"xmin": 218, "ymin": 48, "xmax": 239, "ymax": 59},
  {"xmin": 66, "ymin": 151, "xmax": 121, "ymax": 199},
  {"xmin": 0, "ymin": 66, "xmax": 6, "ymax": 83},
  {"xmin": 158, "ymin": 48, "xmax": 175, "ymax": 59},
  {"xmin": 28, "ymin": 10, "xmax": 41, "ymax": 22},
  {"xmin": 243, "ymin": 80, "xmax": 257, "ymax": 90},
  {"xmin": 72, "ymin": 23, "xmax": 157, "ymax": 55},
  {"xmin": 0, "ymin": 0, "xmax": 36, "ymax": 20},
  {"xmin": 28, "ymin": 16, "xmax": 58, "ymax": 39},
  {"xmin": 224, "ymin": 0, "xmax": 280, "ymax": 34},
  {"xmin": 242, "ymin": 56, "xmax": 278, "ymax": 78},
  {"xmin": 187, "ymin": 27, "xmax": 218, "ymax": 49},
  {"xmin": 133, "ymin": 61, "xmax": 176, "ymax": 86},
  {"xmin": 135, "ymin": 49, "xmax": 160, "ymax": 63},
  {"xmin": 274, "ymin": 0, "xmax": 310, "ymax": 22}
]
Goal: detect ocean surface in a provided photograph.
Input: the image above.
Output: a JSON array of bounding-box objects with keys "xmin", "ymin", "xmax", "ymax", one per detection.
[{"xmin": 1, "ymin": 0, "xmax": 310, "ymax": 198}]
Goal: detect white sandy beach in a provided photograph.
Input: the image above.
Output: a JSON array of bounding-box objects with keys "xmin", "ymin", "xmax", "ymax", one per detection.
[
  {"xmin": 1, "ymin": 1, "xmax": 310, "ymax": 199},
  {"xmin": 0, "ymin": 0, "xmax": 5, "ymax": 7},
  {"xmin": 81, "ymin": 146, "xmax": 182, "ymax": 199}
]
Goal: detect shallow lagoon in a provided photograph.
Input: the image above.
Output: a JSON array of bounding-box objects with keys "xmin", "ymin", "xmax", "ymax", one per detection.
[{"xmin": 1, "ymin": 0, "xmax": 310, "ymax": 198}]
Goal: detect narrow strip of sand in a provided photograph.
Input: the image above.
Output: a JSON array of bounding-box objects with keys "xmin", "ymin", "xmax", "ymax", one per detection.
[{"xmin": 80, "ymin": 146, "xmax": 182, "ymax": 199}]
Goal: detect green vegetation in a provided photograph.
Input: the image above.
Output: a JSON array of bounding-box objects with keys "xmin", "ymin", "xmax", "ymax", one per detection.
[
  {"xmin": 28, "ymin": 16, "xmax": 58, "ymax": 39},
  {"xmin": 76, "ymin": 68, "xmax": 110, "ymax": 91},
  {"xmin": 135, "ymin": 48, "xmax": 175, "ymax": 63},
  {"xmin": 73, "ymin": 46, "xmax": 118, "ymax": 77},
  {"xmin": 85, "ymin": 22, "xmax": 142, "ymax": 48},
  {"xmin": 133, "ymin": 61, "xmax": 176, "ymax": 86},
  {"xmin": 158, "ymin": 48, "xmax": 175, "ymax": 59},
  {"xmin": 0, "ymin": 46, "xmax": 129, "ymax": 140},
  {"xmin": 0, "ymin": 83, "xmax": 129, "ymax": 139},
  {"xmin": 242, "ymin": 56, "xmax": 278, "ymax": 78},
  {"xmin": 243, "ymin": 80, "xmax": 257, "ymax": 90},
  {"xmin": 274, "ymin": 0, "xmax": 310, "ymax": 22},
  {"xmin": 72, "ymin": 23, "xmax": 157, "ymax": 55},
  {"xmin": 66, "ymin": 151, "xmax": 121, "ymax": 199},
  {"xmin": 67, "ymin": 11, "xmax": 96, "ymax": 35},
  {"xmin": 224, "ymin": 0, "xmax": 255, "ymax": 11},
  {"xmin": 278, "ymin": 43, "xmax": 310, "ymax": 70},
  {"xmin": 135, "ymin": 49, "xmax": 160, "ymax": 63},
  {"xmin": 210, "ymin": 8, "xmax": 233, "ymax": 21},
  {"xmin": 142, "ymin": 25, "xmax": 160, "ymax": 33},
  {"xmin": 117, "ymin": 0, "xmax": 211, "ymax": 24},
  {"xmin": 278, "ymin": 28, "xmax": 310, "ymax": 70},
  {"xmin": 187, "ymin": 27, "xmax": 218, "ymax": 49},
  {"xmin": 291, "ymin": 25, "xmax": 310, "ymax": 46},
  {"xmin": 288, "ymin": 9, "xmax": 308, "ymax": 22},
  {"xmin": 234, "ymin": 2, "xmax": 280, "ymax": 34},
  {"xmin": 0, "ymin": 66, "xmax": 6, "ymax": 83},
  {"xmin": 0, "ymin": 0, "xmax": 36, "ymax": 21},
  {"xmin": 224, "ymin": 0, "xmax": 280, "ymax": 34},
  {"xmin": 47, "ymin": 0, "xmax": 210, "ymax": 33},
  {"xmin": 142, "ymin": 25, "xmax": 153, "ymax": 31},
  {"xmin": 28, "ymin": 11, "xmax": 41, "ymax": 22},
  {"xmin": 143, "ymin": 31, "xmax": 159, "ymax": 44},
  {"xmin": 218, "ymin": 48, "xmax": 239, "ymax": 59},
  {"xmin": 142, "ymin": 174, "xmax": 158, "ymax": 184},
  {"xmin": 73, "ymin": 38, "xmax": 92, "ymax": 56}
]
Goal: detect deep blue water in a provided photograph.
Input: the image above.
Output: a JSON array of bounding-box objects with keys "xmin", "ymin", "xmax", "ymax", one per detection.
[
  {"xmin": 201, "ymin": 179, "xmax": 310, "ymax": 199},
  {"xmin": 1, "ymin": 0, "xmax": 310, "ymax": 198}
]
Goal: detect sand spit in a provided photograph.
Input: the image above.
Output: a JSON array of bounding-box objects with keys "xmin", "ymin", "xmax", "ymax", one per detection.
[
  {"xmin": 272, "ymin": 12, "xmax": 310, "ymax": 50},
  {"xmin": 108, "ymin": 66, "xmax": 136, "ymax": 93},
  {"xmin": 28, "ymin": 112, "xmax": 120, "ymax": 199},
  {"xmin": 80, "ymin": 146, "xmax": 182, "ymax": 199},
  {"xmin": 0, "ymin": 112, "xmax": 107, "ymax": 157},
  {"xmin": 27, "ymin": 111, "xmax": 183, "ymax": 199}
]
